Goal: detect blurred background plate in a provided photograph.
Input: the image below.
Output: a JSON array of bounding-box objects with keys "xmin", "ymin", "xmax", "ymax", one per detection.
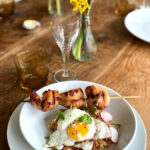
[{"xmin": 124, "ymin": 8, "xmax": 150, "ymax": 43}]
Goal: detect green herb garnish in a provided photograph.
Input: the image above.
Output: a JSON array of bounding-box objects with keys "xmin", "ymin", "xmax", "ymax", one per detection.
[
  {"xmin": 78, "ymin": 114, "xmax": 92, "ymax": 124},
  {"xmin": 56, "ymin": 111, "xmax": 65, "ymax": 120},
  {"xmin": 89, "ymin": 108, "xmax": 96, "ymax": 114},
  {"xmin": 111, "ymin": 123, "xmax": 121, "ymax": 129},
  {"xmin": 45, "ymin": 136, "xmax": 50, "ymax": 140},
  {"xmin": 82, "ymin": 106, "xmax": 88, "ymax": 111}
]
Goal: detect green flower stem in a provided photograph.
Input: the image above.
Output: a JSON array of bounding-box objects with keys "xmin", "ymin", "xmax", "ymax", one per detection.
[
  {"xmin": 72, "ymin": 1, "xmax": 93, "ymax": 61},
  {"xmin": 74, "ymin": 14, "xmax": 85, "ymax": 60},
  {"xmin": 48, "ymin": 0, "xmax": 53, "ymax": 15},
  {"xmin": 87, "ymin": 0, "xmax": 92, "ymax": 16},
  {"xmin": 56, "ymin": 0, "xmax": 61, "ymax": 15},
  {"xmin": 72, "ymin": 24, "xmax": 84, "ymax": 60},
  {"xmin": 77, "ymin": 30, "xmax": 84, "ymax": 59},
  {"xmin": 48, "ymin": 0, "xmax": 61, "ymax": 15}
]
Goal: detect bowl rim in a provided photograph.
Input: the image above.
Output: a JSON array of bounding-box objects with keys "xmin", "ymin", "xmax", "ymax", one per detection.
[{"xmin": 19, "ymin": 80, "xmax": 137, "ymax": 150}]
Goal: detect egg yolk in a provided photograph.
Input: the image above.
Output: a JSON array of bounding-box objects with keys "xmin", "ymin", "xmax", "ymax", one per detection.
[{"xmin": 67, "ymin": 121, "xmax": 89, "ymax": 141}]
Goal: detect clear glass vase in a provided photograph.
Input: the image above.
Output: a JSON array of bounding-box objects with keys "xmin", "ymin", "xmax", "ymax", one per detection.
[
  {"xmin": 48, "ymin": 0, "xmax": 62, "ymax": 16},
  {"xmin": 72, "ymin": 14, "xmax": 97, "ymax": 62}
]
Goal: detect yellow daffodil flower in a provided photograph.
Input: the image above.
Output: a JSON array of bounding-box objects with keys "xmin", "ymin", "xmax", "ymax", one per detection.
[{"xmin": 70, "ymin": 0, "xmax": 91, "ymax": 14}]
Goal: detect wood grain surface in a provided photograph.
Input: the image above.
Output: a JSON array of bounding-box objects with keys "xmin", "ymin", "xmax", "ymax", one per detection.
[{"xmin": 0, "ymin": 0, "xmax": 149, "ymax": 150}]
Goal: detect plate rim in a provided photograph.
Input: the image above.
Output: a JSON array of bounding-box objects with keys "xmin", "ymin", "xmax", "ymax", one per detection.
[
  {"xmin": 7, "ymin": 103, "xmax": 147, "ymax": 150},
  {"xmin": 7, "ymin": 103, "xmax": 34, "ymax": 150},
  {"xmin": 19, "ymin": 80, "xmax": 137, "ymax": 150},
  {"xmin": 7, "ymin": 100, "xmax": 147, "ymax": 150},
  {"xmin": 131, "ymin": 107, "xmax": 147, "ymax": 150}
]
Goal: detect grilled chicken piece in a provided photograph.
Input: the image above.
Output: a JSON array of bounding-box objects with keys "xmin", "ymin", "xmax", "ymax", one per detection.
[
  {"xmin": 85, "ymin": 85, "xmax": 110, "ymax": 110},
  {"xmin": 48, "ymin": 118, "xmax": 58, "ymax": 131},
  {"xmin": 30, "ymin": 90, "xmax": 60, "ymax": 112},
  {"xmin": 60, "ymin": 88, "xmax": 85, "ymax": 108}
]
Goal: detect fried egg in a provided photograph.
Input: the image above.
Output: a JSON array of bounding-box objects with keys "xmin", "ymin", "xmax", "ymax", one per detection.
[{"xmin": 46, "ymin": 108, "xmax": 111, "ymax": 150}]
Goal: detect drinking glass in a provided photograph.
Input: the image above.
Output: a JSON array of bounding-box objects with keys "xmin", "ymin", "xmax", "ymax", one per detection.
[
  {"xmin": 0, "ymin": 0, "xmax": 14, "ymax": 19},
  {"xmin": 15, "ymin": 49, "xmax": 50, "ymax": 90},
  {"xmin": 51, "ymin": 14, "xmax": 80, "ymax": 82},
  {"xmin": 143, "ymin": 0, "xmax": 150, "ymax": 6},
  {"xmin": 115, "ymin": 0, "xmax": 137, "ymax": 16}
]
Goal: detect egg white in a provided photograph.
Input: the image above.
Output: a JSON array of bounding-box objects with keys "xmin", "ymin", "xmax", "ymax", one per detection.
[
  {"xmin": 74, "ymin": 141, "xmax": 94, "ymax": 150},
  {"xmin": 94, "ymin": 119, "xmax": 111, "ymax": 139}
]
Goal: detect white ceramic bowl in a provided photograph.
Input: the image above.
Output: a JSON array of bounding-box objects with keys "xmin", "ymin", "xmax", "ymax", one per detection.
[{"xmin": 19, "ymin": 81, "xmax": 137, "ymax": 150}]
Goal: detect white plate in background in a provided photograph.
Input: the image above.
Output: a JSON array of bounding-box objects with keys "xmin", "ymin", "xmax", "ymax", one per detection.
[{"xmin": 125, "ymin": 8, "xmax": 150, "ymax": 43}]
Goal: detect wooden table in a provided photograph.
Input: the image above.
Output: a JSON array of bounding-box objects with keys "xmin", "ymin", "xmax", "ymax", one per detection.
[{"xmin": 0, "ymin": 0, "xmax": 149, "ymax": 149}]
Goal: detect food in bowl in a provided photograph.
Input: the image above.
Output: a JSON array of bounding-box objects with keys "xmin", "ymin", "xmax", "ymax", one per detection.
[
  {"xmin": 30, "ymin": 84, "xmax": 120, "ymax": 150},
  {"xmin": 45, "ymin": 108, "xmax": 119, "ymax": 150}
]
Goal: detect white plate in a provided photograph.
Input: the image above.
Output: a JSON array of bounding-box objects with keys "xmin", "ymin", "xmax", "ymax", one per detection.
[
  {"xmin": 7, "ymin": 81, "xmax": 146, "ymax": 150},
  {"xmin": 19, "ymin": 81, "xmax": 136, "ymax": 150},
  {"xmin": 7, "ymin": 103, "xmax": 34, "ymax": 150},
  {"xmin": 124, "ymin": 8, "xmax": 150, "ymax": 43},
  {"xmin": 7, "ymin": 102, "xmax": 147, "ymax": 150}
]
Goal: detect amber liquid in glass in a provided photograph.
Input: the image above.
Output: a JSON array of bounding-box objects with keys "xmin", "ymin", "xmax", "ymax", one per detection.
[
  {"xmin": 115, "ymin": 0, "xmax": 136, "ymax": 16},
  {"xmin": 18, "ymin": 67, "xmax": 49, "ymax": 90},
  {"xmin": 15, "ymin": 49, "xmax": 50, "ymax": 90},
  {"xmin": 0, "ymin": 0, "xmax": 14, "ymax": 17}
]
